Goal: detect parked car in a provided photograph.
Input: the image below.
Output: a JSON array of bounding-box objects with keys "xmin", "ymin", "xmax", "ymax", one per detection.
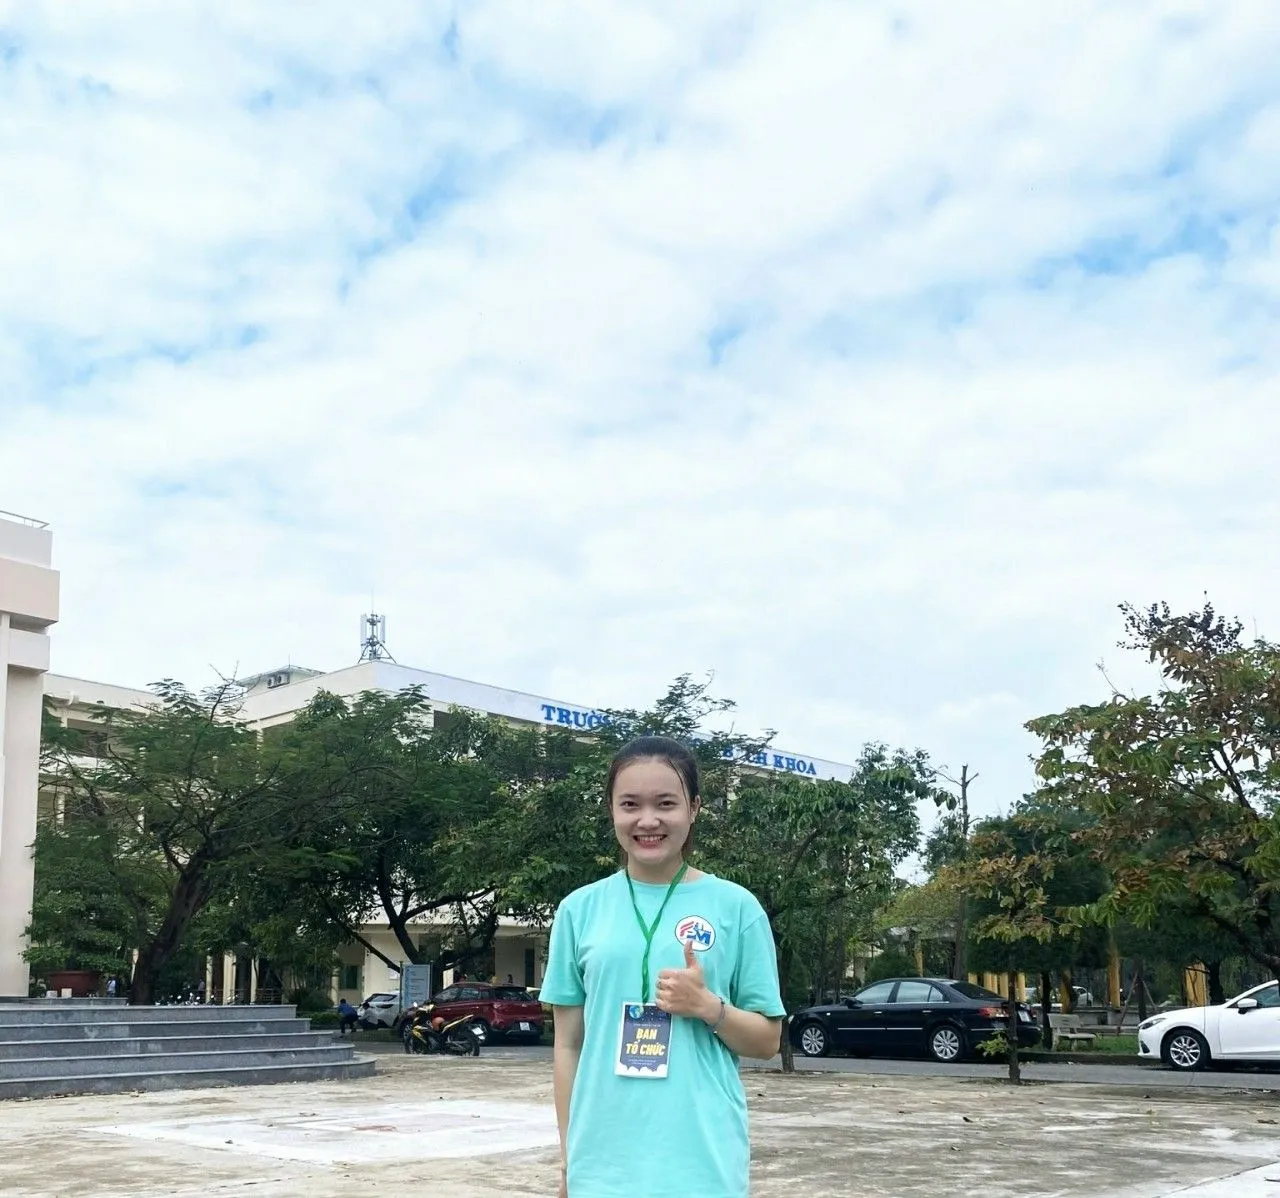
[
  {"xmin": 357, "ymin": 992, "xmax": 401, "ymax": 1030},
  {"xmin": 1024, "ymin": 985, "xmax": 1095, "ymax": 1010},
  {"xmin": 1138, "ymin": 980, "xmax": 1280, "ymax": 1071},
  {"xmin": 426, "ymin": 983, "xmax": 544, "ymax": 1043},
  {"xmin": 790, "ymin": 977, "xmax": 1042, "ymax": 1063}
]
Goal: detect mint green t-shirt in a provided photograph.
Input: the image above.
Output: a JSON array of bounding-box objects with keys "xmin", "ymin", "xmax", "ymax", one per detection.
[{"xmin": 540, "ymin": 871, "xmax": 786, "ymax": 1198}]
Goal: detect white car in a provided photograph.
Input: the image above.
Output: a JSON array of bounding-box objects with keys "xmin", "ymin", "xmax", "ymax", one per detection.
[
  {"xmin": 1138, "ymin": 980, "xmax": 1280, "ymax": 1071},
  {"xmin": 357, "ymin": 992, "xmax": 402, "ymax": 1030}
]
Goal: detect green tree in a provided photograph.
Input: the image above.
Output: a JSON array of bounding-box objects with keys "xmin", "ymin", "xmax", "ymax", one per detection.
[
  {"xmin": 1028, "ymin": 601, "xmax": 1280, "ymax": 981},
  {"xmin": 700, "ymin": 745, "xmax": 927, "ymax": 1071},
  {"xmin": 38, "ymin": 680, "xmax": 354, "ymax": 1004},
  {"xmin": 275, "ymin": 688, "xmax": 530, "ymax": 979},
  {"xmin": 25, "ymin": 708, "xmax": 166, "ymax": 986},
  {"xmin": 958, "ymin": 807, "xmax": 1108, "ymax": 1056}
]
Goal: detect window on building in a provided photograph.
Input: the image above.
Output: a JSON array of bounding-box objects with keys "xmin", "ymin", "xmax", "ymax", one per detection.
[
  {"xmin": 431, "ymin": 709, "xmax": 458, "ymax": 736},
  {"xmin": 340, "ymin": 964, "xmax": 361, "ymax": 992}
]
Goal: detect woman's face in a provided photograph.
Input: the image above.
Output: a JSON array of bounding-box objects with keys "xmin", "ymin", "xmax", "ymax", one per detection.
[{"xmin": 610, "ymin": 758, "xmax": 698, "ymax": 873}]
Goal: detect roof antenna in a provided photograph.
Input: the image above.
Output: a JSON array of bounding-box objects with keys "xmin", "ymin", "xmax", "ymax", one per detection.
[{"xmin": 358, "ymin": 613, "xmax": 395, "ymax": 663}]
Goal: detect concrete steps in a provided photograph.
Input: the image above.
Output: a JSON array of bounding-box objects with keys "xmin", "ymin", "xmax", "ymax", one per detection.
[
  {"xmin": 0, "ymin": 1015, "xmax": 310, "ymax": 1041},
  {"xmin": 0, "ymin": 1003, "xmax": 374, "ymax": 1100},
  {"xmin": 0, "ymin": 1030, "xmax": 340, "ymax": 1060}
]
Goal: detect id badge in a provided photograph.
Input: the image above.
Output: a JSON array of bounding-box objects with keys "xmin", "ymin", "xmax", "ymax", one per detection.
[{"xmin": 615, "ymin": 1002, "xmax": 672, "ymax": 1078}]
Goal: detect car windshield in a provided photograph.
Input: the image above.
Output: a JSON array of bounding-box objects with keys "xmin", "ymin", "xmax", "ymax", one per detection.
[
  {"xmin": 363, "ymin": 993, "xmax": 396, "ymax": 1003},
  {"xmin": 494, "ymin": 987, "xmax": 530, "ymax": 999},
  {"xmin": 948, "ymin": 982, "xmax": 1006, "ymax": 1002}
]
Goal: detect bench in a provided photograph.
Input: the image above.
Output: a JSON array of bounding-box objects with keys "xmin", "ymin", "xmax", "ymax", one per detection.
[{"xmin": 1049, "ymin": 1013, "xmax": 1096, "ymax": 1049}]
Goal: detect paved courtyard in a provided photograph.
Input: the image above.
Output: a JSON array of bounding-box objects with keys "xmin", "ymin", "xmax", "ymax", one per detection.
[{"xmin": 2, "ymin": 1054, "xmax": 1279, "ymax": 1197}]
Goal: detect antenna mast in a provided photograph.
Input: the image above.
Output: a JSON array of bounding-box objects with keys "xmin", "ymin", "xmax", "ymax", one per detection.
[{"xmin": 358, "ymin": 613, "xmax": 395, "ymax": 663}]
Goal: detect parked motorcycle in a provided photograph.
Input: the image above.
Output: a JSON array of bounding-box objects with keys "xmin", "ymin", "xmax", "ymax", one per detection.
[{"xmin": 401, "ymin": 1002, "xmax": 482, "ymax": 1056}]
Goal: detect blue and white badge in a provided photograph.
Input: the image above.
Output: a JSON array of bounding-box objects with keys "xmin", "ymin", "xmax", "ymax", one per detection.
[{"xmin": 615, "ymin": 1002, "xmax": 672, "ymax": 1079}]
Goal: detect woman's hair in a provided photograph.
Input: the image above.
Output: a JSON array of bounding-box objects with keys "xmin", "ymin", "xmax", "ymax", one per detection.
[{"xmin": 605, "ymin": 735, "xmax": 701, "ymax": 860}]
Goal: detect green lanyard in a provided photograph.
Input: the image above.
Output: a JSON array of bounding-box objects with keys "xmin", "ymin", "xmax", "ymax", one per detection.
[{"xmin": 625, "ymin": 861, "xmax": 689, "ymax": 1002}]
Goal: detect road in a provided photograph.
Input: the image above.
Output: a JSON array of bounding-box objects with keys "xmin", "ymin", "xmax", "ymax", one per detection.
[{"xmin": 461, "ymin": 1041, "xmax": 1280, "ymax": 1091}]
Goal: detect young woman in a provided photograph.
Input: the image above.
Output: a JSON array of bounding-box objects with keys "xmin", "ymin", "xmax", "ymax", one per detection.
[{"xmin": 540, "ymin": 736, "xmax": 786, "ymax": 1198}]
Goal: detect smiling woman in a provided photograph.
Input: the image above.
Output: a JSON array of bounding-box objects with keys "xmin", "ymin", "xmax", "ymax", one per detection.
[{"xmin": 540, "ymin": 735, "xmax": 786, "ymax": 1198}]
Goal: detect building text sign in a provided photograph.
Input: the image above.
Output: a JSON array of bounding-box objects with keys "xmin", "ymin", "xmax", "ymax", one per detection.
[{"xmin": 537, "ymin": 703, "xmax": 843, "ymax": 780}]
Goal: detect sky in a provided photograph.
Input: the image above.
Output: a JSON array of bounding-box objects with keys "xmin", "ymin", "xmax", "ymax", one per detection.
[{"xmin": 2, "ymin": 1, "xmax": 1279, "ymax": 824}]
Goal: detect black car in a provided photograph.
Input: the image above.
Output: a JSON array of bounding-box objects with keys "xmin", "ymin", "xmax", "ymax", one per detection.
[{"xmin": 789, "ymin": 977, "xmax": 1042, "ymax": 1062}]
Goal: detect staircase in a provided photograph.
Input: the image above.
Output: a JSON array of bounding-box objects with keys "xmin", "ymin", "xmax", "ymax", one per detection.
[{"xmin": 0, "ymin": 1001, "xmax": 375, "ymax": 1100}]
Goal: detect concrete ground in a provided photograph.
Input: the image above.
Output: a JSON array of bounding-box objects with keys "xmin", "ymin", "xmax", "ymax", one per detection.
[{"xmin": 2, "ymin": 1055, "xmax": 1280, "ymax": 1198}]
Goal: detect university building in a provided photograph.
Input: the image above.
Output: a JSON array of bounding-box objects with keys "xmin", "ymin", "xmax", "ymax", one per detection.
[{"xmin": 41, "ymin": 625, "xmax": 855, "ymax": 1005}]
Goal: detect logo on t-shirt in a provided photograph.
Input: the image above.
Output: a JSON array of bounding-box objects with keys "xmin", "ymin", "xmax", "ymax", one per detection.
[{"xmin": 675, "ymin": 915, "xmax": 716, "ymax": 951}]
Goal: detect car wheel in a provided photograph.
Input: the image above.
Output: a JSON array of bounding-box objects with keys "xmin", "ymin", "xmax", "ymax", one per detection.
[
  {"xmin": 796, "ymin": 1021, "xmax": 829, "ymax": 1058},
  {"xmin": 1164, "ymin": 1029, "xmax": 1210, "ymax": 1072},
  {"xmin": 928, "ymin": 1024, "xmax": 965, "ymax": 1063}
]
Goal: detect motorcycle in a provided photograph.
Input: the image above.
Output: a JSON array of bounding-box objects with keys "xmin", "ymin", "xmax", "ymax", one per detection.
[{"xmin": 400, "ymin": 1002, "xmax": 483, "ymax": 1057}]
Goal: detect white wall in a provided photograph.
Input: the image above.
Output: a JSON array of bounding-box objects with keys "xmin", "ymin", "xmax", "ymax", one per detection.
[{"xmin": 0, "ymin": 515, "xmax": 57, "ymax": 996}]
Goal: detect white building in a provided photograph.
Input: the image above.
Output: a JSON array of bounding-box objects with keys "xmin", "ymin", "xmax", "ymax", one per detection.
[
  {"xmin": 0, "ymin": 511, "xmax": 59, "ymax": 997},
  {"xmin": 42, "ymin": 639, "xmax": 854, "ymax": 1003}
]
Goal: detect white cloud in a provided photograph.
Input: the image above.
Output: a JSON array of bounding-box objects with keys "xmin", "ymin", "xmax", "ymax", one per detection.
[{"xmin": 2, "ymin": 0, "xmax": 1279, "ymax": 817}]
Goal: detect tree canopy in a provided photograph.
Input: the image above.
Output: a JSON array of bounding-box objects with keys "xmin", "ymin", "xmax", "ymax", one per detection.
[{"xmin": 1028, "ymin": 601, "xmax": 1280, "ymax": 980}]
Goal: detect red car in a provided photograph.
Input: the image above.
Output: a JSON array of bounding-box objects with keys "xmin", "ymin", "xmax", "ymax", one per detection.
[{"xmin": 427, "ymin": 983, "xmax": 544, "ymax": 1044}]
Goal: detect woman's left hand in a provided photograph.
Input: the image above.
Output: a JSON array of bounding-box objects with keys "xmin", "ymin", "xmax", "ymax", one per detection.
[{"xmin": 655, "ymin": 941, "xmax": 719, "ymax": 1022}]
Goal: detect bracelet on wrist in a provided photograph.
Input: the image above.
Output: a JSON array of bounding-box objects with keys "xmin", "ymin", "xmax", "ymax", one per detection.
[{"xmin": 708, "ymin": 995, "xmax": 728, "ymax": 1035}]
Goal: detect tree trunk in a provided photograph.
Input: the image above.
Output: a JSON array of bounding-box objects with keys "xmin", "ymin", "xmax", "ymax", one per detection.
[
  {"xmin": 1005, "ymin": 970, "xmax": 1022, "ymax": 1084},
  {"xmin": 836, "ymin": 920, "xmax": 848, "ymax": 998},
  {"xmin": 130, "ymin": 865, "xmax": 212, "ymax": 1006},
  {"xmin": 1135, "ymin": 959, "xmax": 1148, "ymax": 1023},
  {"xmin": 951, "ymin": 764, "xmax": 973, "ymax": 980},
  {"xmin": 1039, "ymin": 970, "xmax": 1053, "ymax": 1048},
  {"xmin": 1206, "ymin": 959, "xmax": 1226, "ymax": 1006},
  {"xmin": 778, "ymin": 940, "xmax": 796, "ymax": 1074}
]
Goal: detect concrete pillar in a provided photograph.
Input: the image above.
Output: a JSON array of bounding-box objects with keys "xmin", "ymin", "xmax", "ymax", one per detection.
[
  {"xmin": 1016, "ymin": 972, "xmax": 1028, "ymax": 1001},
  {"xmin": 221, "ymin": 952, "xmax": 235, "ymax": 1004},
  {"xmin": 0, "ymin": 515, "xmax": 59, "ymax": 997}
]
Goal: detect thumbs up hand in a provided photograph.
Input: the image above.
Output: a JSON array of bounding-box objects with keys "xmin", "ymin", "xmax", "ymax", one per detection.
[{"xmin": 656, "ymin": 939, "xmax": 720, "ymax": 1023}]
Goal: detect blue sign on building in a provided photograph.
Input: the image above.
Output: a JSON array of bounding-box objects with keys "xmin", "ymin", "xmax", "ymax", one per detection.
[{"xmin": 538, "ymin": 703, "xmax": 824, "ymax": 778}]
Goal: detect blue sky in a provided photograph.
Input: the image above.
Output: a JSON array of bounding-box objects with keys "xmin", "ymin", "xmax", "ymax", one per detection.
[{"xmin": 2, "ymin": 1, "xmax": 1279, "ymax": 824}]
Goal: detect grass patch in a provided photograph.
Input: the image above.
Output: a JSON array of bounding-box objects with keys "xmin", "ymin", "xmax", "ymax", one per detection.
[{"xmin": 1056, "ymin": 1033, "xmax": 1138, "ymax": 1055}]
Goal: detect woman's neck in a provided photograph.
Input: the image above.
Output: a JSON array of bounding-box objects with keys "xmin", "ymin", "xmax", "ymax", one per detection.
[{"xmin": 626, "ymin": 857, "xmax": 699, "ymax": 884}]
